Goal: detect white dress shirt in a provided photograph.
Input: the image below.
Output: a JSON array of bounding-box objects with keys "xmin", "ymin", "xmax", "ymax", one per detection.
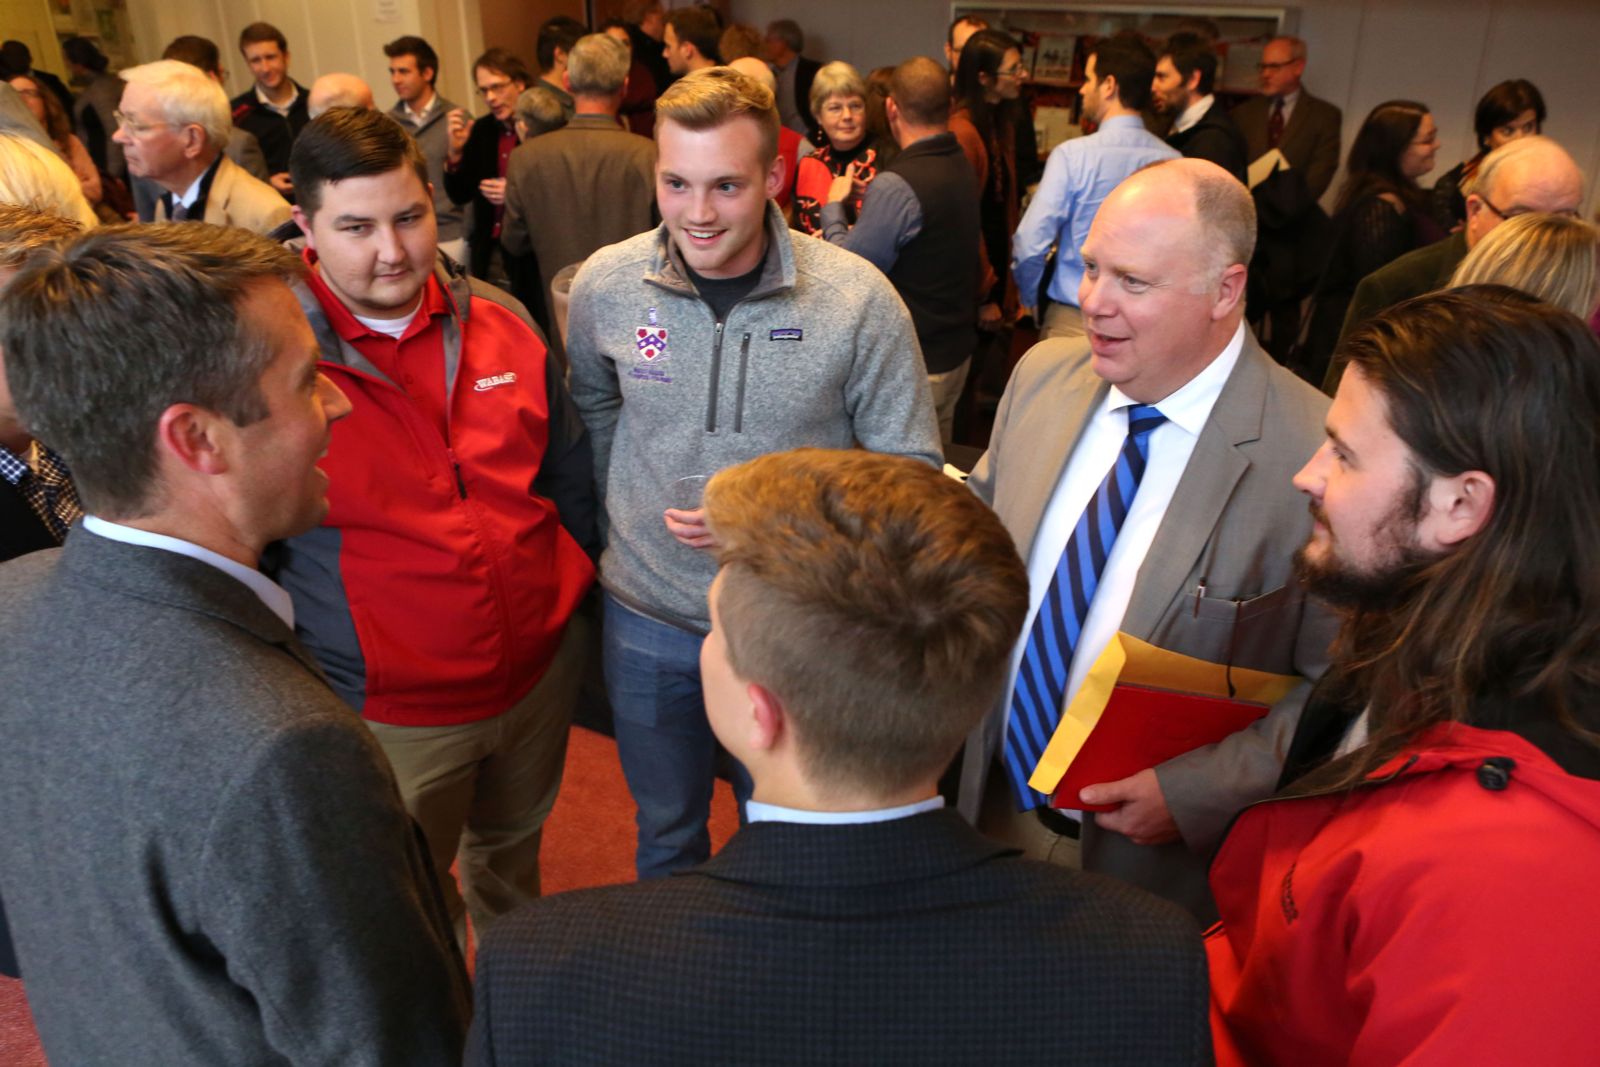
[
  {"xmin": 1275, "ymin": 88, "xmax": 1301, "ymax": 128},
  {"xmin": 83, "ymin": 515, "xmax": 295, "ymax": 629},
  {"xmin": 746, "ymin": 796, "xmax": 944, "ymax": 825},
  {"xmin": 1171, "ymin": 94, "xmax": 1216, "ymax": 135},
  {"xmin": 1001, "ymin": 323, "xmax": 1247, "ymax": 808}
]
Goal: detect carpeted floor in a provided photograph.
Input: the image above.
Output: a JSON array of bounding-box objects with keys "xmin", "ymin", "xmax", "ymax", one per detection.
[{"xmin": 0, "ymin": 725, "xmax": 738, "ymax": 1064}]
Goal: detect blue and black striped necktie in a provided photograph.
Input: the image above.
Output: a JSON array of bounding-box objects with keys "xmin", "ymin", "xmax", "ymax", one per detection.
[{"xmin": 1004, "ymin": 403, "xmax": 1168, "ymax": 810}]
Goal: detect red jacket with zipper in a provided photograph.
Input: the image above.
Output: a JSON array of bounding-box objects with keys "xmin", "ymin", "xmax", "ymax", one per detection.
[
  {"xmin": 271, "ymin": 251, "xmax": 596, "ymax": 726},
  {"xmin": 1207, "ymin": 721, "xmax": 1600, "ymax": 1066}
]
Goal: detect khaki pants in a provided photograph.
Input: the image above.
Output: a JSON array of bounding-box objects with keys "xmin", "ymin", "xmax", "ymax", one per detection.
[
  {"xmin": 927, "ymin": 357, "xmax": 972, "ymax": 448},
  {"xmin": 976, "ymin": 759, "xmax": 1082, "ymax": 869},
  {"xmin": 1041, "ymin": 301, "xmax": 1086, "ymax": 340},
  {"xmin": 367, "ymin": 614, "xmax": 591, "ymax": 948}
]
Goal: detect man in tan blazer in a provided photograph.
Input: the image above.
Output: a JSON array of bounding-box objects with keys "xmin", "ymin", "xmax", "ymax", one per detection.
[
  {"xmin": 115, "ymin": 60, "xmax": 291, "ymax": 235},
  {"xmin": 958, "ymin": 159, "xmax": 1337, "ymax": 923}
]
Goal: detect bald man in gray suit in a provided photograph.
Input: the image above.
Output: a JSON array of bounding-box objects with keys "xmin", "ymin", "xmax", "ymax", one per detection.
[{"xmin": 958, "ymin": 159, "xmax": 1338, "ymax": 923}]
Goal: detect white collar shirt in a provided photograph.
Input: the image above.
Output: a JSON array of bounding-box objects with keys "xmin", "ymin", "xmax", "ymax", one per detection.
[
  {"xmin": 746, "ymin": 796, "xmax": 944, "ymax": 826},
  {"xmin": 1172, "ymin": 94, "xmax": 1215, "ymax": 135}
]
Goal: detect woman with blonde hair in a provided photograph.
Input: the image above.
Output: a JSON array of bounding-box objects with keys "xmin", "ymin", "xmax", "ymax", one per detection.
[
  {"xmin": 1448, "ymin": 211, "xmax": 1600, "ymax": 320},
  {"xmin": 792, "ymin": 60, "xmax": 891, "ymax": 234},
  {"xmin": 0, "ymin": 133, "xmax": 98, "ymax": 229}
]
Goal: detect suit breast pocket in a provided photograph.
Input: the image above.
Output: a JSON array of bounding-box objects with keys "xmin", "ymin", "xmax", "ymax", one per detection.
[{"xmin": 1167, "ymin": 583, "xmax": 1303, "ymax": 672}]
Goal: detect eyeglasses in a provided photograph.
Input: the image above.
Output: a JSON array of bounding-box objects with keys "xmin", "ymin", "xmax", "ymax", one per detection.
[
  {"xmin": 1478, "ymin": 196, "xmax": 1581, "ymax": 222},
  {"xmin": 821, "ymin": 99, "xmax": 865, "ymax": 117},
  {"xmin": 1257, "ymin": 60, "xmax": 1296, "ymax": 72},
  {"xmin": 997, "ymin": 64, "xmax": 1028, "ymax": 78},
  {"xmin": 476, "ymin": 79, "xmax": 517, "ymax": 97},
  {"xmin": 12, "ymin": 87, "xmax": 40, "ymax": 100},
  {"xmin": 112, "ymin": 110, "xmax": 175, "ymax": 137}
]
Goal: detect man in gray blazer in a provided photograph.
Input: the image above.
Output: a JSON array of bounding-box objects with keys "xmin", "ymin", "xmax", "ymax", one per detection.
[
  {"xmin": 959, "ymin": 159, "xmax": 1338, "ymax": 922},
  {"xmin": 0, "ymin": 223, "xmax": 470, "ymax": 1064}
]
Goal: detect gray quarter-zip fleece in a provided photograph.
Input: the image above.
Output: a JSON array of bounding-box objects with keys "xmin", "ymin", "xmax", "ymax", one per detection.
[{"xmin": 567, "ymin": 202, "xmax": 941, "ymax": 633}]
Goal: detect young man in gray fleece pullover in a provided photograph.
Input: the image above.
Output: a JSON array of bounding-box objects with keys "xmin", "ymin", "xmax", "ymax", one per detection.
[{"xmin": 567, "ymin": 67, "xmax": 940, "ymax": 879}]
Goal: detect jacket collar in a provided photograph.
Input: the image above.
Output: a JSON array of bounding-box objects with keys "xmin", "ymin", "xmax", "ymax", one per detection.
[
  {"xmin": 644, "ymin": 200, "xmax": 796, "ymax": 304},
  {"xmin": 57, "ymin": 529, "xmax": 330, "ymax": 682},
  {"xmin": 689, "ymin": 809, "xmax": 1017, "ymax": 889}
]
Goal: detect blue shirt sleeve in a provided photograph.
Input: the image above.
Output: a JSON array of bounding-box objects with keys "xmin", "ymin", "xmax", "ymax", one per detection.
[
  {"xmin": 820, "ymin": 172, "xmax": 922, "ymax": 274},
  {"xmin": 1011, "ymin": 142, "xmax": 1076, "ymax": 312}
]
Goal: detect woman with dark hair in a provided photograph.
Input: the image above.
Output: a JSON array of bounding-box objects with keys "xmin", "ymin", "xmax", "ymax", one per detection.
[
  {"xmin": 1432, "ymin": 79, "xmax": 1545, "ymax": 230},
  {"xmin": 949, "ymin": 30, "xmax": 1027, "ymax": 336},
  {"xmin": 1296, "ymin": 100, "xmax": 1442, "ymax": 385},
  {"xmin": 7, "ymin": 73, "xmax": 98, "ymax": 206}
]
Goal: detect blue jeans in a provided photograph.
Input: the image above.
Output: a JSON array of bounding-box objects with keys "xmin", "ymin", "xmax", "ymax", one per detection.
[{"xmin": 602, "ymin": 594, "xmax": 751, "ymax": 879}]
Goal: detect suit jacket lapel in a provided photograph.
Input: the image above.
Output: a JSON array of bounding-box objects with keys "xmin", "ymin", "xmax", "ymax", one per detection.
[
  {"xmin": 1121, "ymin": 334, "xmax": 1269, "ymax": 637},
  {"xmin": 1007, "ymin": 356, "xmax": 1107, "ymax": 564},
  {"xmin": 203, "ymin": 158, "xmax": 233, "ymax": 227}
]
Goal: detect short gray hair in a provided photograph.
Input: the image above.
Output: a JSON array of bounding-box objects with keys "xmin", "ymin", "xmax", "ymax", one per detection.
[
  {"xmin": 765, "ymin": 19, "xmax": 803, "ymax": 54},
  {"xmin": 808, "ymin": 60, "xmax": 865, "ymax": 119},
  {"xmin": 1273, "ymin": 35, "xmax": 1307, "ymax": 62},
  {"xmin": 0, "ymin": 223, "xmax": 304, "ymax": 518},
  {"xmin": 514, "ymin": 85, "xmax": 569, "ymax": 138},
  {"xmin": 119, "ymin": 59, "xmax": 232, "ymax": 153},
  {"xmin": 566, "ymin": 33, "xmax": 630, "ymax": 95}
]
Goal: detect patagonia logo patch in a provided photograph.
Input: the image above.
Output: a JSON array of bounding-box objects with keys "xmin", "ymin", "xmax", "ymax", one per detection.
[
  {"xmin": 770, "ymin": 328, "xmax": 803, "ymax": 342},
  {"xmin": 474, "ymin": 372, "xmax": 518, "ymax": 392}
]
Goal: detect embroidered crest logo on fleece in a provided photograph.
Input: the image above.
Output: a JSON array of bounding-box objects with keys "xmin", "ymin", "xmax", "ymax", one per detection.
[{"xmin": 630, "ymin": 307, "xmax": 672, "ymax": 383}]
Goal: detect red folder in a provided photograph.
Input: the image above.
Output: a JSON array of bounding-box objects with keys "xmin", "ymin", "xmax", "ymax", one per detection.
[{"xmin": 1051, "ymin": 683, "xmax": 1270, "ymax": 813}]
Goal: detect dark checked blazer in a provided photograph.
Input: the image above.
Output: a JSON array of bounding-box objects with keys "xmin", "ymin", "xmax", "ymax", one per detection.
[{"xmin": 467, "ymin": 809, "xmax": 1210, "ymax": 1066}]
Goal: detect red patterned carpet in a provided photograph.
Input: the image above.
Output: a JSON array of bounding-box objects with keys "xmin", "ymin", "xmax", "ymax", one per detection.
[{"xmin": 0, "ymin": 725, "xmax": 738, "ymax": 1064}]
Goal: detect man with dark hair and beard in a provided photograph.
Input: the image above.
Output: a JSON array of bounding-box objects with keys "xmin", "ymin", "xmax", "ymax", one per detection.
[{"xmin": 1207, "ymin": 286, "xmax": 1600, "ymax": 1066}]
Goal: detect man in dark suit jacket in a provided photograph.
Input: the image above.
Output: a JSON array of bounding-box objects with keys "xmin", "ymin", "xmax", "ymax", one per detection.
[
  {"xmin": 764, "ymin": 19, "xmax": 818, "ymax": 137},
  {"xmin": 0, "ymin": 222, "xmax": 470, "ymax": 1063},
  {"xmin": 1154, "ymin": 33, "xmax": 1248, "ymax": 184},
  {"xmin": 444, "ymin": 48, "xmax": 533, "ymax": 285},
  {"xmin": 958, "ymin": 159, "xmax": 1336, "ymax": 924},
  {"xmin": 469, "ymin": 448, "xmax": 1209, "ymax": 1066},
  {"xmin": 1230, "ymin": 36, "xmax": 1343, "ymax": 358}
]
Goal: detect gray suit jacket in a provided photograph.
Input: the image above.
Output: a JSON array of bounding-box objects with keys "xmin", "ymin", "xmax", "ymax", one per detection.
[
  {"xmin": 958, "ymin": 331, "xmax": 1337, "ymax": 921},
  {"xmin": 0, "ymin": 531, "xmax": 470, "ymax": 1065},
  {"xmin": 1232, "ymin": 90, "xmax": 1343, "ymax": 201}
]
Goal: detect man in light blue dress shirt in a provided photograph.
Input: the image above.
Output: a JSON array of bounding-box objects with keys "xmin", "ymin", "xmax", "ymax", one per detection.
[{"xmin": 1012, "ymin": 36, "xmax": 1178, "ymax": 339}]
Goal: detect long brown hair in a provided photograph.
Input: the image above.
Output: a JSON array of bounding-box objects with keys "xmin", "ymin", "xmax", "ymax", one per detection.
[{"xmin": 1320, "ymin": 286, "xmax": 1600, "ymax": 785}]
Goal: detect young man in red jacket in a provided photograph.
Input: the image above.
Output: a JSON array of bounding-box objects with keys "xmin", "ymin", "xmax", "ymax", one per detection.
[
  {"xmin": 273, "ymin": 107, "xmax": 597, "ymax": 949},
  {"xmin": 1207, "ymin": 287, "xmax": 1600, "ymax": 1065}
]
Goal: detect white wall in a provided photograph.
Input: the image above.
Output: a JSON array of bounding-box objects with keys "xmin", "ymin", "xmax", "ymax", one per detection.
[
  {"xmin": 124, "ymin": 0, "xmax": 486, "ymax": 116},
  {"xmin": 731, "ymin": 0, "xmax": 1600, "ymax": 216}
]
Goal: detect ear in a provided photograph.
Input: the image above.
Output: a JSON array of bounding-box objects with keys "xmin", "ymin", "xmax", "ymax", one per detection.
[
  {"xmin": 1422, "ymin": 469, "xmax": 1496, "ymax": 549},
  {"xmin": 1211, "ymin": 262, "xmax": 1248, "ymax": 319},
  {"xmin": 747, "ymin": 682, "xmax": 787, "ymax": 753},
  {"xmin": 182, "ymin": 123, "xmax": 208, "ymax": 161},
  {"xmin": 291, "ymin": 205, "xmax": 315, "ymax": 249},
  {"xmin": 1185, "ymin": 68, "xmax": 1203, "ymax": 95},
  {"xmin": 562, "ymin": 70, "xmax": 573, "ymax": 92},
  {"xmin": 1100, "ymin": 73, "xmax": 1119, "ymax": 104},
  {"xmin": 156, "ymin": 404, "xmax": 231, "ymax": 477},
  {"xmin": 885, "ymin": 96, "xmax": 901, "ymax": 126},
  {"xmin": 764, "ymin": 150, "xmax": 787, "ymax": 200}
]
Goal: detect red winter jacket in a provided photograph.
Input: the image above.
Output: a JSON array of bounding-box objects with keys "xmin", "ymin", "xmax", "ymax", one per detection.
[
  {"xmin": 1207, "ymin": 721, "xmax": 1600, "ymax": 1066},
  {"xmin": 272, "ymin": 253, "xmax": 596, "ymax": 727}
]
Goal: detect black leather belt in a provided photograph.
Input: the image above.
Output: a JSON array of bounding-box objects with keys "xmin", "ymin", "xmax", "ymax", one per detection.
[{"xmin": 1034, "ymin": 806, "xmax": 1082, "ymax": 840}]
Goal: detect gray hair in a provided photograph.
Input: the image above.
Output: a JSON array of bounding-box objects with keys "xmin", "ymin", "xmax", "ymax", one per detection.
[
  {"xmin": 514, "ymin": 85, "xmax": 569, "ymax": 138},
  {"xmin": 0, "ymin": 223, "xmax": 304, "ymax": 518},
  {"xmin": 808, "ymin": 60, "xmax": 866, "ymax": 119},
  {"xmin": 566, "ymin": 34, "xmax": 630, "ymax": 96},
  {"xmin": 765, "ymin": 19, "xmax": 803, "ymax": 54},
  {"xmin": 119, "ymin": 59, "xmax": 232, "ymax": 153},
  {"xmin": 1465, "ymin": 134, "xmax": 1575, "ymax": 202},
  {"xmin": 1273, "ymin": 35, "xmax": 1307, "ymax": 62}
]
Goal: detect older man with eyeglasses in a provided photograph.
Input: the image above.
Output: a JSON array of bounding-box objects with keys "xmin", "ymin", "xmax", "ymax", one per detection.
[
  {"xmin": 114, "ymin": 59, "xmax": 291, "ymax": 233},
  {"xmin": 1327, "ymin": 134, "xmax": 1586, "ymax": 391}
]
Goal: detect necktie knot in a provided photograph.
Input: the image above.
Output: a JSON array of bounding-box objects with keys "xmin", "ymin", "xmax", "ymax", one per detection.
[{"xmin": 1126, "ymin": 404, "xmax": 1167, "ymax": 440}]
